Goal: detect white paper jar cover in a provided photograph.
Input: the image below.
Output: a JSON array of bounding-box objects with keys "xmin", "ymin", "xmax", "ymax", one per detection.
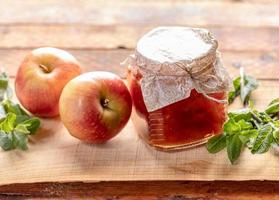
[{"xmin": 125, "ymin": 26, "xmax": 232, "ymax": 111}]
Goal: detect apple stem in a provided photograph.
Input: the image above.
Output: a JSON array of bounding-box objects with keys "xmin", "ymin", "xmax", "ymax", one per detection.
[
  {"xmin": 39, "ymin": 64, "xmax": 50, "ymax": 73},
  {"xmin": 102, "ymin": 99, "xmax": 110, "ymax": 107}
]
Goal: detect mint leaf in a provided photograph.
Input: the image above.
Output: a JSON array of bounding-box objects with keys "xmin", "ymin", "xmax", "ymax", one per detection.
[
  {"xmin": 265, "ymin": 101, "xmax": 279, "ymax": 116},
  {"xmin": 224, "ymin": 118, "xmax": 241, "ymax": 134},
  {"xmin": 258, "ymin": 112, "xmax": 273, "ymax": 123},
  {"xmin": 239, "ymin": 129, "xmax": 258, "ymax": 144},
  {"xmin": 240, "ymin": 129, "xmax": 258, "ymax": 137},
  {"xmin": 273, "ymin": 120, "xmax": 279, "ymax": 128},
  {"xmin": 0, "ymin": 113, "xmax": 16, "ymax": 132},
  {"xmin": 226, "ymin": 134, "xmax": 243, "ymax": 164},
  {"xmin": 228, "ymin": 70, "xmax": 258, "ymax": 106},
  {"xmin": 251, "ymin": 124, "xmax": 273, "ymax": 154},
  {"xmin": 206, "ymin": 134, "xmax": 226, "ymax": 153},
  {"xmin": 13, "ymin": 132, "xmax": 28, "ymax": 150},
  {"xmin": 240, "ymin": 75, "xmax": 259, "ymax": 105},
  {"xmin": 238, "ymin": 119, "xmax": 253, "ymax": 130},
  {"xmin": 14, "ymin": 124, "xmax": 30, "ymax": 134},
  {"xmin": 228, "ymin": 109, "xmax": 252, "ymax": 122},
  {"xmin": 2, "ymin": 100, "xmax": 28, "ymax": 116},
  {"xmin": 273, "ymin": 130, "xmax": 279, "ymax": 145},
  {"xmin": 0, "ymin": 131, "xmax": 13, "ymax": 150},
  {"xmin": 268, "ymin": 98, "xmax": 279, "ymax": 107},
  {"xmin": 0, "ymin": 72, "xmax": 8, "ymax": 90},
  {"xmin": 228, "ymin": 77, "xmax": 241, "ymax": 104},
  {"xmin": 21, "ymin": 118, "xmax": 40, "ymax": 135},
  {"xmin": 15, "ymin": 115, "xmax": 30, "ymax": 125}
]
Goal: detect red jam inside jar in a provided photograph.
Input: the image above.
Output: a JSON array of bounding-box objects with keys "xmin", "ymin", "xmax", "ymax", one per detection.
[{"xmin": 127, "ymin": 69, "xmax": 227, "ymax": 150}]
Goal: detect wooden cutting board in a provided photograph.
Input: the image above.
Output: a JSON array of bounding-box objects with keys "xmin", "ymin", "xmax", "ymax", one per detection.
[{"xmin": 0, "ymin": 80, "xmax": 279, "ymax": 185}]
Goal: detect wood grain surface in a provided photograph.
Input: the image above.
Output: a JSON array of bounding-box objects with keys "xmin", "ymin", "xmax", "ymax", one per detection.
[
  {"xmin": 1, "ymin": 25, "xmax": 279, "ymax": 51},
  {"xmin": 1, "ymin": 0, "xmax": 279, "ymax": 199},
  {"xmin": 4, "ymin": 49, "xmax": 279, "ymax": 80},
  {"xmin": 1, "ymin": 0, "xmax": 279, "ymax": 27}
]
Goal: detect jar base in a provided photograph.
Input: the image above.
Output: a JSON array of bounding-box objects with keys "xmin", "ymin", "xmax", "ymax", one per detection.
[
  {"xmin": 151, "ymin": 135, "xmax": 215, "ymax": 151},
  {"xmin": 134, "ymin": 128, "xmax": 217, "ymax": 152}
]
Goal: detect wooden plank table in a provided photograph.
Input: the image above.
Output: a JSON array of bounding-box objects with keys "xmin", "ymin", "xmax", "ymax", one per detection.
[{"xmin": 1, "ymin": 0, "xmax": 279, "ymax": 199}]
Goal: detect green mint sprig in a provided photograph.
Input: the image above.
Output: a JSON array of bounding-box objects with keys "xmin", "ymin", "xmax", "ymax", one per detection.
[
  {"xmin": 228, "ymin": 68, "xmax": 259, "ymax": 106},
  {"xmin": 207, "ymin": 100, "xmax": 279, "ymax": 164},
  {"xmin": 0, "ymin": 72, "xmax": 40, "ymax": 151}
]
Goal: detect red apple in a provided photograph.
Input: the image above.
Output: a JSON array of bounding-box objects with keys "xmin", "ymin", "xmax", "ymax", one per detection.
[
  {"xmin": 59, "ymin": 71, "xmax": 132, "ymax": 143},
  {"xmin": 15, "ymin": 47, "xmax": 82, "ymax": 117}
]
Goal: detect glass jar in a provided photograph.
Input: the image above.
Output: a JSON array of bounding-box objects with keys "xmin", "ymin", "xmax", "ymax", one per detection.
[{"xmin": 125, "ymin": 27, "xmax": 232, "ymax": 151}]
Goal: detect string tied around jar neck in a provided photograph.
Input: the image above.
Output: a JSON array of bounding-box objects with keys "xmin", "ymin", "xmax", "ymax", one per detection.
[{"xmin": 173, "ymin": 59, "xmax": 229, "ymax": 105}]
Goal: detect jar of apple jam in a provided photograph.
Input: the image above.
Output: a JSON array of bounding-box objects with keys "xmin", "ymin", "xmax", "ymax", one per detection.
[{"xmin": 125, "ymin": 27, "xmax": 232, "ymax": 151}]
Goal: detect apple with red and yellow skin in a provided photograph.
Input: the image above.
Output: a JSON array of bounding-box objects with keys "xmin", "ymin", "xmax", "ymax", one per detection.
[
  {"xmin": 15, "ymin": 47, "xmax": 82, "ymax": 117},
  {"xmin": 59, "ymin": 71, "xmax": 132, "ymax": 143}
]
